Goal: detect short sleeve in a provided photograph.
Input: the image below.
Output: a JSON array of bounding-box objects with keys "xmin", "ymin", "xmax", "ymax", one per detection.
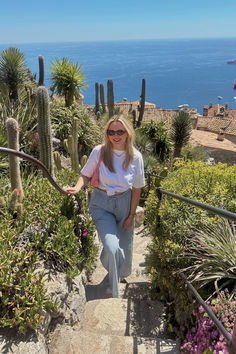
[
  {"xmin": 133, "ymin": 154, "xmax": 145, "ymax": 188},
  {"xmin": 80, "ymin": 145, "xmax": 101, "ymax": 178}
]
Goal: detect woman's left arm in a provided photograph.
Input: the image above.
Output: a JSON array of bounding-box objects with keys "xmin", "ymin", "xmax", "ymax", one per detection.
[{"xmin": 123, "ymin": 187, "xmax": 141, "ymax": 230}]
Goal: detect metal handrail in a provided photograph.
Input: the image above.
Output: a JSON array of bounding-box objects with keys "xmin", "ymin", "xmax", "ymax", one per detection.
[
  {"xmin": 0, "ymin": 147, "xmax": 68, "ymax": 196},
  {"xmin": 157, "ymin": 187, "xmax": 236, "ymax": 351}
]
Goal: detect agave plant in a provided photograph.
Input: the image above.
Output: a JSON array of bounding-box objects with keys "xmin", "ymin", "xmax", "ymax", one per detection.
[
  {"xmin": 182, "ymin": 219, "xmax": 236, "ymax": 299},
  {"xmin": 49, "ymin": 57, "xmax": 87, "ymax": 107}
]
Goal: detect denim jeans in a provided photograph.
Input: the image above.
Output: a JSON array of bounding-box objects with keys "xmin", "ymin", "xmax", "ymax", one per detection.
[{"xmin": 89, "ymin": 188, "xmax": 134, "ymax": 298}]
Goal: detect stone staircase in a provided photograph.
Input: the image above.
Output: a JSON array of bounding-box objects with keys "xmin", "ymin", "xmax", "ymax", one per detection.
[{"xmin": 48, "ymin": 226, "xmax": 180, "ymax": 354}]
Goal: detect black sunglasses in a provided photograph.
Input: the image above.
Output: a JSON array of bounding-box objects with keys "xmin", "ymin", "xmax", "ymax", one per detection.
[{"xmin": 107, "ymin": 129, "xmax": 127, "ymax": 136}]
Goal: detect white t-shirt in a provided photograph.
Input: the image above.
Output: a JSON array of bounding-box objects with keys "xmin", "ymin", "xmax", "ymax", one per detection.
[{"xmin": 81, "ymin": 145, "xmax": 145, "ymax": 196}]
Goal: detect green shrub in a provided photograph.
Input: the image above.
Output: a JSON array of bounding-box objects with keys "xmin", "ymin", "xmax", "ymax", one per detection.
[
  {"xmin": 144, "ymin": 160, "xmax": 236, "ymax": 332},
  {"xmin": 0, "ymin": 168, "xmax": 98, "ymax": 333}
]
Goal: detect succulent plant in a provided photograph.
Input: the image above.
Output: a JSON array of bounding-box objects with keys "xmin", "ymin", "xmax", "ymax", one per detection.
[
  {"xmin": 36, "ymin": 86, "xmax": 54, "ymax": 177},
  {"xmin": 137, "ymin": 78, "xmax": 146, "ymax": 128},
  {"xmin": 107, "ymin": 79, "xmax": 114, "ymax": 118},
  {"xmin": 6, "ymin": 118, "xmax": 24, "ymax": 200},
  {"xmin": 95, "ymin": 82, "xmax": 99, "ymax": 113},
  {"xmin": 38, "ymin": 55, "xmax": 45, "ymax": 86},
  {"xmin": 81, "ymin": 155, "xmax": 88, "ymax": 168},
  {"xmin": 9, "ymin": 188, "xmax": 19, "ymax": 211},
  {"xmin": 53, "ymin": 151, "xmax": 62, "ymax": 171},
  {"xmin": 0, "ymin": 196, "xmax": 6, "ymax": 210},
  {"xmin": 64, "ymin": 117, "xmax": 79, "ymax": 173},
  {"xmin": 100, "ymin": 83, "xmax": 106, "ymax": 113}
]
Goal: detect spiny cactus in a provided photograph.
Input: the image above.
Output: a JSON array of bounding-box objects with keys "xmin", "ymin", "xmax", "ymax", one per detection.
[
  {"xmin": 15, "ymin": 203, "xmax": 24, "ymax": 219},
  {"xmin": 81, "ymin": 155, "xmax": 88, "ymax": 168},
  {"xmin": 137, "ymin": 78, "xmax": 146, "ymax": 128},
  {"xmin": 38, "ymin": 55, "xmax": 45, "ymax": 86},
  {"xmin": 64, "ymin": 117, "xmax": 79, "ymax": 173},
  {"xmin": 53, "ymin": 151, "xmax": 62, "ymax": 171},
  {"xmin": 36, "ymin": 86, "xmax": 54, "ymax": 177},
  {"xmin": 6, "ymin": 118, "xmax": 24, "ymax": 200},
  {"xmin": 100, "ymin": 83, "xmax": 106, "ymax": 113},
  {"xmin": 0, "ymin": 196, "xmax": 6, "ymax": 210},
  {"xmin": 132, "ymin": 109, "xmax": 136, "ymax": 129},
  {"xmin": 107, "ymin": 79, "xmax": 114, "ymax": 118},
  {"xmin": 9, "ymin": 189, "xmax": 19, "ymax": 211},
  {"xmin": 95, "ymin": 82, "xmax": 99, "ymax": 114}
]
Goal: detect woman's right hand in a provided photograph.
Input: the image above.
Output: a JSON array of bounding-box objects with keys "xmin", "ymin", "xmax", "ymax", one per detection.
[{"xmin": 64, "ymin": 186, "xmax": 80, "ymax": 195}]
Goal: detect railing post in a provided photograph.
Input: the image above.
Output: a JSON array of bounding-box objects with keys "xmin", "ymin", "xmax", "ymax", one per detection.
[{"xmin": 227, "ymin": 321, "xmax": 236, "ymax": 354}]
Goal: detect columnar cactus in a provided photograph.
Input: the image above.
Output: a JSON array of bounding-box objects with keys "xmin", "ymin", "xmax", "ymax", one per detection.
[
  {"xmin": 15, "ymin": 203, "xmax": 24, "ymax": 219},
  {"xmin": 0, "ymin": 196, "xmax": 6, "ymax": 210},
  {"xmin": 95, "ymin": 82, "xmax": 99, "ymax": 114},
  {"xmin": 36, "ymin": 86, "xmax": 54, "ymax": 177},
  {"xmin": 137, "ymin": 78, "xmax": 146, "ymax": 128},
  {"xmin": 6, "ymin": 118, "xmax": 24, "ymax": 200},
  {"xmin": 100, "ymin": 83, "xmax": 106, "ymax": 113},
  {"xmin": 9, "ymin": 189, "xmax": 19, "ymax": 211},
  {"xmin": 107, "ymin": 79, "xmax": 114, "ymax": 118},
  {"xmin": 81, "ymin": 155, "xmax": 88, "ymax": 168},
  {"xmin": 64, "ymin": 117, "xmax": 79, "ymax": 173},
  {"xmin": 53, "ymin": 151, "xmax": 62, "ymax": 171},
  {"xmin": 38, "ymin": 55, "xmax": 45, "ymax": 86},
  {"xmin": 132, "ymin": 109, "xmax": 136, "ymax": 129}
]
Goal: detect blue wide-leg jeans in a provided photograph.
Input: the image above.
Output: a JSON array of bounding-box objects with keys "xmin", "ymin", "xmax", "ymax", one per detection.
[{"xmin": 89, "ymin": 188, "xmax": 134, "ymax": 298}]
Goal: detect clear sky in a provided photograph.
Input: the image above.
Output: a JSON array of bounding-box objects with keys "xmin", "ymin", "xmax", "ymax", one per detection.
[{"xmin": 0, "ymin": 0, "xmax": 236, "ymax": 44}]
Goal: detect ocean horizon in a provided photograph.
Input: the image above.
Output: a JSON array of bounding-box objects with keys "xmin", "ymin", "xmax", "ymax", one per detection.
[{"xmin": 1, "ymin": 38, "xmax": 236, "ymax": 114}]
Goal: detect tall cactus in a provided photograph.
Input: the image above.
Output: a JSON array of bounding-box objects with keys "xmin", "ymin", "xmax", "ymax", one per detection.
[
  {"xmin": 64, "ymin": 117, "xmax": 79, "ymax": 173},
  {"xmin": 107, "ymin": 79, "xmax": 114, "ymax": 118},
  {"xmin": 53, "ymin": 151, "xmax": 62, "ymax": 171},
  {"xmin": 38, "ymin": 55, "xmax": 45, "ymax": 86},
  {"xmin": 100, "ymin": 83, "xmax": 106, "ymax": 113},
  {"xmin": 6, "ymin": 118, "xmax": 24, "ymax": 200},
  {"xmin": 36, "ymin": 86, "xmax": 54, "ymax": 177},
  {"xmin": 95, "ymin": 82, "xmax": 99, "ymax": 114},
  {"xmin": 137, "ymin": 78, "xmax": 146, "ymax": 128}
]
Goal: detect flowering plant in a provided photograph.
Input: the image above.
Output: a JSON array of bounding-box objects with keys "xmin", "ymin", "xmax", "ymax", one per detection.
[{"xmin": 181, "ymin": 290, "xmax": 235, "ymax": 353}]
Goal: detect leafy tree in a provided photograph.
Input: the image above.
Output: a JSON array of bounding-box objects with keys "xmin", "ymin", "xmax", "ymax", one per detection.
[
  {"xmin": 49, "ymin": 57, "xmax": 87, "ymax": 107},
  {"xmin": 170, "ymin": 111, "xmax": 192, "ymax": 158},
  {"xmin": 0, "ymin": 47, "xmax": 30, "ymax": 103}
]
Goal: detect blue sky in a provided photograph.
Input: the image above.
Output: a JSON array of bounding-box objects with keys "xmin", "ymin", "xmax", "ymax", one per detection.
[{"xmin": 0, "ymin": 0, "xmax": 236, "ymax": 44}]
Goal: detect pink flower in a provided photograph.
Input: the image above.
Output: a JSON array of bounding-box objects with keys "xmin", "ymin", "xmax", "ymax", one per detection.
[
  {"xmin": 82, "ymin": 231, "xmax": 88, "ymax": 236},
  {"xmin": 34, "ymin": 136, "xmax": 39, "ymax": 139}
]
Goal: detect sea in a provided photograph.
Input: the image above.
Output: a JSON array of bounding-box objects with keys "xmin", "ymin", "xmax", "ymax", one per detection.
[{"xmin": 1, "ymin": 38, "xmax": 236, "ymax": 114}]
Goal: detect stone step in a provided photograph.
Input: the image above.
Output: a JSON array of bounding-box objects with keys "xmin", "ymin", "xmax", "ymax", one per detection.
[
  {"xmin": 49, "ymin": 330, "xmax": 180, "ymax": 354},
  {"xmin": 80, "ymin": 298, "xmax": 167, "ymax": 338}
]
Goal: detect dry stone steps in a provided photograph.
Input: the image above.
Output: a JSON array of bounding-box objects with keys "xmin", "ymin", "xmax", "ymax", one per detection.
[{"xmin": 48, "ymin": 225, "xmax": 180, "ymax": 353}]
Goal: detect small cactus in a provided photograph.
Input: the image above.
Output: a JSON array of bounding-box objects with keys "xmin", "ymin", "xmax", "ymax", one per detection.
[
  {"xmin": 137, "ymin": 78, "xmax": 145, "ymax": 128},
  {"xmin": 100, "ymin": 83, "xmax": 106, "ymax": 113},
  {"xmin": 38, "ymin": 55, "xmax": 45, "ymax": 86},
  {"xmin": 15, "ymin": 203, "xmax": 24, "ymax": 219},
  {"xmin": 132, "ymin": 109, "xmax": 136, "ymax": 129},
  {"xmin": 95, "ymin": 82, "xmax": 99, "ymax": 114},
  {"xmin": 107, "ymin": 79, "xmax": 114, "ymax": 118},
  {"xmin": 36, "ymin": 86, "xmax": 54, "ymax": 177},
  {"xmin": 0, "ymin": 196, "xmax": 6, "ymax": 210},
  {"xmin": 9, "ymin": 189, "xmax": 18, "ymax": 211},
  {"xmin": 81, "ymin": 155, "xmax": 88, "ymax": 168},
  {"xmin": 64, "ymin": 117, "xmax": 79, "ymax": 173},
  {"xmin": 53, "ymin": 151, "xmax": 62, "ymax": 171},
  {"xmin": 6, "ymin": 118, "xmax": 24, "ymax": 200}
]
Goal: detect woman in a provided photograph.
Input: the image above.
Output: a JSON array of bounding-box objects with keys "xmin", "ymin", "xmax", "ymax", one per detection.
[{"xmin": 66, "ymin": 115, "xmax": 145, "ymax": 298}]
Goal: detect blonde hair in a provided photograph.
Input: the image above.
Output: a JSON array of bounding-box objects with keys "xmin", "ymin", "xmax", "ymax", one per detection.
[{"xmin": 102, "ymin": 115, "xmax": 135, "ymax": 172}]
